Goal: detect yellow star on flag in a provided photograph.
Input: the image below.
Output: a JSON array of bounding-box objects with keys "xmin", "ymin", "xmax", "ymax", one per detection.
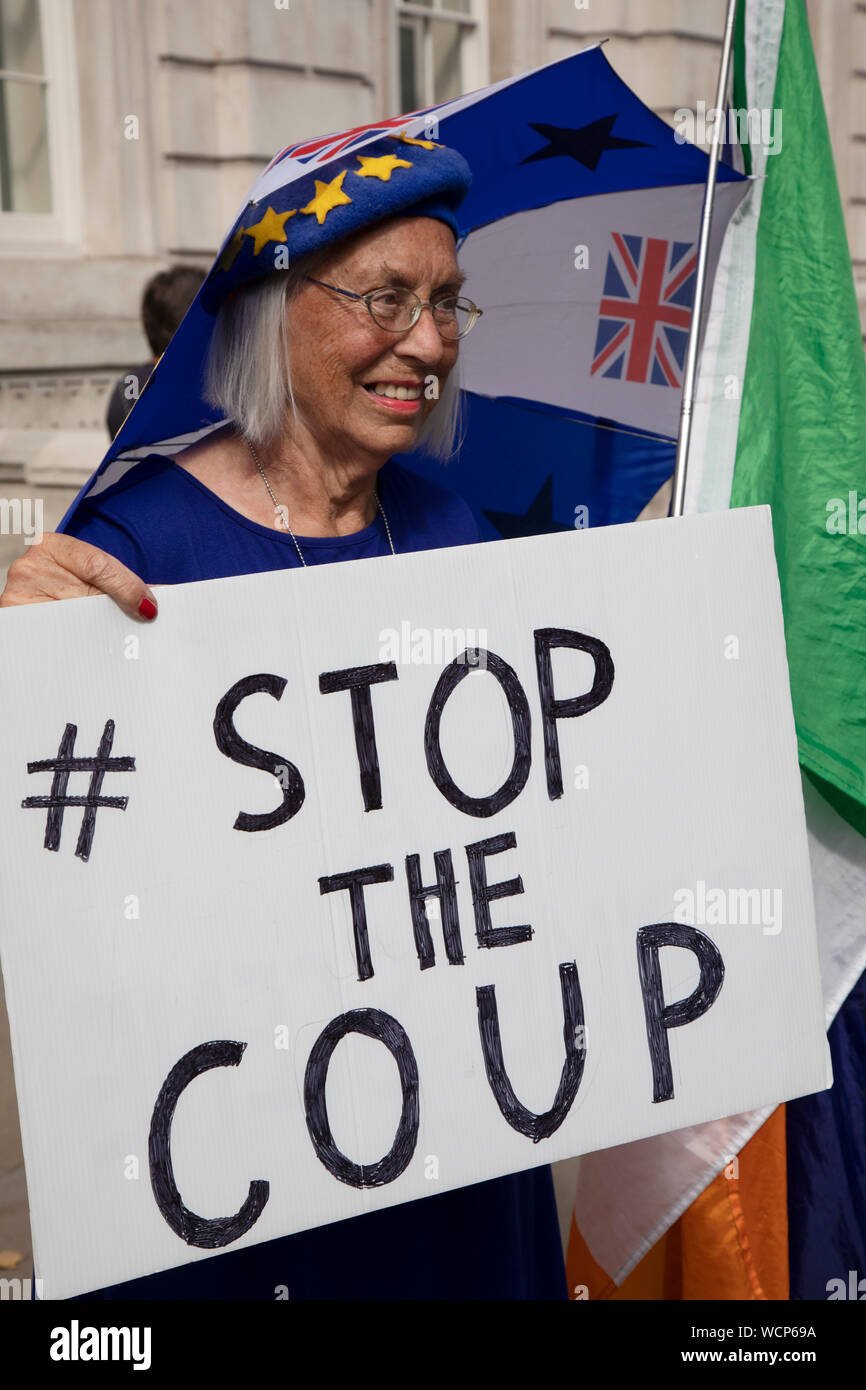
[
  {"xmin": 300, "ymin": 170, "xmax": 353, "ymax": 226},
  {"xmin": 394, "ymin": 130, "xmax": 442, "ymax": 150},
  {"xmin": 243, "ymin": 205, "xmax": 296, "ymax": 256},
  {"xmin": 354, "ymin": 153, "xmax": 413, "ymax": 181}
]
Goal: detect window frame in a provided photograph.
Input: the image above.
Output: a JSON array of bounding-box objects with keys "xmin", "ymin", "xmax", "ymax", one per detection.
[
  {"xmin": 393, "ymin": 0, "xmax": 489, "ymax": 116},
  {"xmin": 0, "ymin": 0, "xmax": 83, "ymax": 256}
]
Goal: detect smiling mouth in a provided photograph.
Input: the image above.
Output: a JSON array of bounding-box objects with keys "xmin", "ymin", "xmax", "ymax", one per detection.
[
  {"xmin": 363, "ymin": 382, "xmax": 423, "ymax": 415},
  {"xmin": 364, "ymin": 382, "xmax": 423, "ymax": 400}
]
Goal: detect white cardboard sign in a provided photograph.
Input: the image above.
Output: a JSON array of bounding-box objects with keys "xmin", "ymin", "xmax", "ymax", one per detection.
[{"xmin": 0, "ymin": 507, "xmax": 830, "ymax": 1298}]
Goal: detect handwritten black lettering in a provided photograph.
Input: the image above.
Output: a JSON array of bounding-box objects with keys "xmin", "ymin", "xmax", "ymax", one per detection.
[
  {"xmin": 213, "ymin": 674, "xmax": 304, "ymax": 831},
  {"xmin": 149, "ymin": 1040, "xmax": 269, "ymax": 1247},
  {"xmin": 304, "ymin": 1009, "xmax": 419, "ymax": 1187},
  {"xmin": 636, "ymin": 923, "xmax": 725, "ymax": 1102}
]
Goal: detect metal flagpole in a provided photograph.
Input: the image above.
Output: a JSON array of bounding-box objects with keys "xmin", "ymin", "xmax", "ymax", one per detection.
[{"xmin": 669, "ymin": 0, "xmax": 740, "ymax": 518}]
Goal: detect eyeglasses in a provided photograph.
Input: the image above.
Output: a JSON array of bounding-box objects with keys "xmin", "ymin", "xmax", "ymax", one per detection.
[{"xmin": 303, "ymin": 276, "xmax": 482, "ymax": 340}]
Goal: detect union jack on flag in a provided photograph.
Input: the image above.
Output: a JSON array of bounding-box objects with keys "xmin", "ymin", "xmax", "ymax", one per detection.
[{"xmin": 591, "ymin": 233, "xmax": 697, "ymax": 388}]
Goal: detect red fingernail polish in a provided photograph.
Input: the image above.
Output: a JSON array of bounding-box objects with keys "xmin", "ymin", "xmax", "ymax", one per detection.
[{"xmin": 138, "ymin": 597, "xmax": 157, "ymax": 620}]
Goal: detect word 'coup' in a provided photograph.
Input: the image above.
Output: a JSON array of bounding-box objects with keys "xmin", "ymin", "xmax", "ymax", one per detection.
[{"xmin": 149, "ymin": 918, "xmax": 725, "ymax": 1251}]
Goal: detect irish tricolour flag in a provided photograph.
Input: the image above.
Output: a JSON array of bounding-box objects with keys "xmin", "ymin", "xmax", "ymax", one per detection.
[{"xmin": 566, "ymin": 0, "xmax": 866, "ymax": 1300}]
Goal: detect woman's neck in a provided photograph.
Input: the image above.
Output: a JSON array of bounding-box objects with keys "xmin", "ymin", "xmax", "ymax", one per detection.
[
  {"xmin": 177, "ymin": 424, "xmax": 388, "ymax": 538},
  {"xmin": 252, "ymin": 435, "xmax": 383, "ymax": 537}
]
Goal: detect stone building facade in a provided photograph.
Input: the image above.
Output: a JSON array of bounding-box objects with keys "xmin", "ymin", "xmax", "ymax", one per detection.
[{"xmin": 0, "ymin": 0, "xmax": 863, "ymax": 484}]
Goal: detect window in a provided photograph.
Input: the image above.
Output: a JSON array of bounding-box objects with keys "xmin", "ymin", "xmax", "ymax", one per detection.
[
  {"xmin": 396, "ymin": 1, "xmax": 487, "ymax": 113},
  {"xmin": 0, "ymin": 0, "xmax": 50, "ymax": 212},
  {"xmin": 0, "ymin": 0, "xmax": 81, "ymax": 252}
]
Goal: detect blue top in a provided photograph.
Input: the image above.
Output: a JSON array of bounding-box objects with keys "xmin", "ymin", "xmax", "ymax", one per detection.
[
  {"xmin": 62, "ymin": 453, "xmax": 483, "ymax": 582},
  {"xmin": 58, "ymin": 451, "xmax": 568, "ymax": 1301}
]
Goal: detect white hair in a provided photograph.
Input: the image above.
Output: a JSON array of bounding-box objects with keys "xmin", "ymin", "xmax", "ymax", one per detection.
[{"xmin": 204, "ymin": 250, "xmax": 464, "ymax": 462}]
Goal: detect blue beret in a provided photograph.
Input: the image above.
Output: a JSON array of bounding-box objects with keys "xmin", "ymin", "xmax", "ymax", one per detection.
[{"xmin": 201, "ymin": 133, "xmax": 472, "ymax": 314}]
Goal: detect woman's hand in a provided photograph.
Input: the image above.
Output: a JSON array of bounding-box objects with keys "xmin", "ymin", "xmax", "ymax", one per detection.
[{"xmin": 0, "ymin": 533, "xmax": 158, "ymax": 619}]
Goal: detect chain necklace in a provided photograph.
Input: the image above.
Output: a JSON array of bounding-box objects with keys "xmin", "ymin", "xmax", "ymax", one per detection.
[{"xmin": 246, "ymin": 440, "xmax": 396, "ymax": 566}]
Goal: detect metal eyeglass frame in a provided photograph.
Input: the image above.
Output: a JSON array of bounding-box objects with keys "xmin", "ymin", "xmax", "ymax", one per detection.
[{"xmin": 303, "ymin": 276, "xmax": 483, "ymax": 339}]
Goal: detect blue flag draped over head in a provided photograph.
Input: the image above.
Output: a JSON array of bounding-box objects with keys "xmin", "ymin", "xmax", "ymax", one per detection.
[{"xmin": 59, "ymin": 44, "xmax": 747, "ymax": 537}]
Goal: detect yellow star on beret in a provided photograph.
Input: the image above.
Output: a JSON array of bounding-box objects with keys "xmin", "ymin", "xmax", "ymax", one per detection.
[
  {"xmin": 394, "ymin": 130, "xmax": 442, "ymax": 150},
  {"xmin": 355, "ymin": 153, "xmax": 413, "ymax": 181},
  {"xmin": 243, "ymin": 205, "xmax": 297, "ymax": 256},
  {"xmin": 300, "ymin": 170, "xmax": 353, "ymax": 225}
]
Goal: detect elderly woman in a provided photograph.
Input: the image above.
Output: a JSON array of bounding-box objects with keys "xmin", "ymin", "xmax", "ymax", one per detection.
[{"xmin": 2, "ymin": 135, "xmax": 567, "ymax": 1300}]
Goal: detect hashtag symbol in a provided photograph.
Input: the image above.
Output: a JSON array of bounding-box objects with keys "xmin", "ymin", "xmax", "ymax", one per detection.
[{"xmin": 22, "ymin": 720, "xmax": 136, "ymax": 862}]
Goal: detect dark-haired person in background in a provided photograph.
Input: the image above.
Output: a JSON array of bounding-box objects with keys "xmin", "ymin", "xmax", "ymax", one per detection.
[{"xmin": 105, "ymin": 264, "xmax": 206, "ymax": 438}]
